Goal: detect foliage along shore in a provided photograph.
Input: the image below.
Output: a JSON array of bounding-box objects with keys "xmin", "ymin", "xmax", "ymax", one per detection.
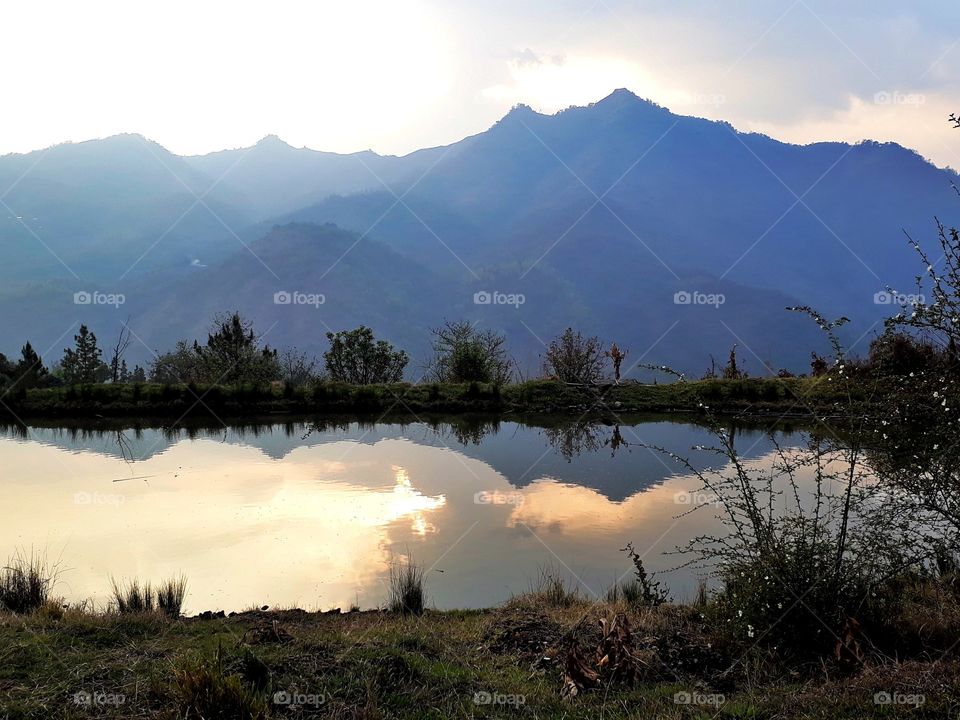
[
  {"xmin": 2, "ymin": 587, "xmax": 957, "ymax": 719},
  {"xmin": 0, "ymin": 375, "xmax": 871, "ymax": 421}
]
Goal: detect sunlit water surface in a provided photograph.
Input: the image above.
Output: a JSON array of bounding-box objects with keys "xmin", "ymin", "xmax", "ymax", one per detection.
[{"xmin": 0, "ymin": 419, "xmax": 817, "ymax": 613}]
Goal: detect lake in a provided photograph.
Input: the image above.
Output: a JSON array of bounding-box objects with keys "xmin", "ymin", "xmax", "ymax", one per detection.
[{"xmin": 0, "ymin": 417, "xmax": 810, "ymax": 613}]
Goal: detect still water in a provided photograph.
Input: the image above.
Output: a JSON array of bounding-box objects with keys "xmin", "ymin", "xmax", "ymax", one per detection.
[{"xmin": 0, "ymin": 418, "xmax": 807, "ymax": 613}]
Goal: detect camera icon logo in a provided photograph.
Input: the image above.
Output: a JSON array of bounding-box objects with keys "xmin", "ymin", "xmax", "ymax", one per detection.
[
  {"xmin": 873, "ymin": 291, "xmax": 892, "ymax": 305},
  {"xmin": 273, "ymin": 691, "xmax": 291, "ymax": 705},
  {"xmin": 673, "ymin": 291, "xmax": 692, "ymax": 305},
  {"xmin": 473, "ymin": 691, "xmax": 492, "ymax": 705},
  {"xmin": 74, "ymin": 291, "xmax": 92, "ymax": 305},
  {"xmin": 473, "ymin": 291, "xmax": 492, "ymax": 305},
  {"xmin": 274, "ymin": 291, "xmax": 292, "ymax": 305}
]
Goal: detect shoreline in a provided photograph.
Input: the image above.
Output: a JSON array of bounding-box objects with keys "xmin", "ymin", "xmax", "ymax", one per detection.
[
  {"xmin": 3, "ymin": 592, "xmax": 954, "ymax": 719},
  {"xmin": 0, "ymin": 377, "xmax": 872, "ymax": 423}
]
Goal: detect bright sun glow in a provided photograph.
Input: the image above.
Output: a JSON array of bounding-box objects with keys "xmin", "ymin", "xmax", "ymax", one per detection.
[{"xmin": 1, "ymin": 0, "xmax": 455, "ymax": 155}]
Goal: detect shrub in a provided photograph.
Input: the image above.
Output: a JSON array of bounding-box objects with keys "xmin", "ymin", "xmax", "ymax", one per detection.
[
  {"xmin": 709, "ymin": 523, "xmax": 873, "ymax": 657},
  {"xmin": 426, "ymin": 321, "xmax": 512, "ymax": 385},
  {"xmin": 620, "ymin": 543, "xmax": 669, "ymax": 607},
  {"xmin": 542, "ymin": 328, "xmax": 606, "ymax": 384},
  {"xmin": 324, "ymin": 326, "xmax": 407, "ymax": 384}
]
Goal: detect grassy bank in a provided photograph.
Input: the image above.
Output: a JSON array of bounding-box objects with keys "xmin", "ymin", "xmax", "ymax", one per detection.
[
  {"xmin": 2, "ymin": 593, "xmax": 956, "ymax": 719},
  {"xmin": 0, "ymin": 376, "xmax": 870, "ymax": 421}
]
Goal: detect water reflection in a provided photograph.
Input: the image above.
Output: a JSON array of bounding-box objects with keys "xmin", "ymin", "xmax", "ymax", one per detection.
[{"xmin": 0, "ymin": 417, "xmax": 808, "ymax": 612}]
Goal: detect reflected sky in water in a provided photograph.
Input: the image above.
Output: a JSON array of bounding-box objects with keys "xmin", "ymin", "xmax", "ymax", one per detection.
[{"xmin": 0, "ymin": 419, "xmax": 805, "ymax": 612}]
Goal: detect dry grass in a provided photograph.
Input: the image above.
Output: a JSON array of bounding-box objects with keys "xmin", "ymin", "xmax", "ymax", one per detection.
[{"xmin": 1, "ymin": 595, "xmax": 958, "ymax": 719}]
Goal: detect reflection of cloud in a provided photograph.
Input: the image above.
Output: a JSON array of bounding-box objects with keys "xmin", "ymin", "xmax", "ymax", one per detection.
[
  {"xmin": 509, "ymin": 448, "xmax": 855, "ymax": 539},
  {"xmin": 388, "ymin": 465, "xmax": 446, "ymax": 535},
  {"xmin": 0, "ymin": 429, "xmax": 850, "ymax": 612},
  {"xmin": 507, "ymin": 477, "xmax": 681, "ymax": 535},
  {"xmin": 0, "ymin": 439, "xmax": 448, "ymax": 612}
]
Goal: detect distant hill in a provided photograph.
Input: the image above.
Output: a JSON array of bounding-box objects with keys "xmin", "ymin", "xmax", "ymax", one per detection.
[
  {"xmin": 0, "ymin": 134, "xmax": 251, "ymax": 283},
  {"xmin": 1, "ymin": 90, "xmax": 957, "ymax": 375},
  {"xmin": 183, "ymin": 135, "xmax": 446, "ymax": 218}
]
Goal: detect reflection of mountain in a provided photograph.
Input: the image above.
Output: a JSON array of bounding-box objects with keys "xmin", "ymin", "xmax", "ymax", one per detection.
[
  {"xmin": 5, "ymin": 419, "xmax": 800, "ymax": 501},
  {"xmin": 0, "ymin": 422, "xmax": 818, "ymax": 609}
]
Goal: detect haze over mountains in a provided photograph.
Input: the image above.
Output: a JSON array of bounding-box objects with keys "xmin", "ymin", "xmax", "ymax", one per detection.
[{"xmin": 1, "ymin": 89, "xmax": 955, "ymax": 376}]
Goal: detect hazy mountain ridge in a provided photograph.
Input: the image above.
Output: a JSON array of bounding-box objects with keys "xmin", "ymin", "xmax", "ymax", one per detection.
[{"xmin": 1, "ymin": 90, "xmax": 956, "ymax": 374}]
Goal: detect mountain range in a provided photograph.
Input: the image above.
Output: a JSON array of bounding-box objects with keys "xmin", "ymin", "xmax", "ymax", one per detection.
[{"xmin": 1, "ymin": 89, "xmax": 955, "ymax": 377}]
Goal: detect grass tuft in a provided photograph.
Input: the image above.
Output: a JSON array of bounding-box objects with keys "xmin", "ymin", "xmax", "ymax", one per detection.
[
  {"xmin": 174, "ymin": 648, "xmax": 267, "ymax": 720},
  {"xmin": 531, "ymin": 564, "xmax": 580, "ymax": 608},
  {"xmin": 389, "ymin": 557, "xmax": 426, "ymax": 615},
  {"xmin": 0, "ymin": 551, "xmax": 57, "ymax": 614},
  {"xmin": 110, "ymin": 577, "xmax": 155, "ymax": 613},
  {"xmin": 157, "ymin": 575, "xmax": 188, "ymax": 618}
]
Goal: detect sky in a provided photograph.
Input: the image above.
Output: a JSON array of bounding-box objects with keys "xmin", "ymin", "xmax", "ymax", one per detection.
[{"xmin": 3, "ymin": 0, "xmax": 960, "ymax": 167}]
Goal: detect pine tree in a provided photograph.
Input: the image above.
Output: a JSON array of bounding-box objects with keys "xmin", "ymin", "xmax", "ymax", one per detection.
[
  {"xmin": 62, "ymin": 325, "xmax": 103, "ymax": 384},
  {"xmin": 8, "ymin": 342, "xmax": 48, "ymax": 392}
]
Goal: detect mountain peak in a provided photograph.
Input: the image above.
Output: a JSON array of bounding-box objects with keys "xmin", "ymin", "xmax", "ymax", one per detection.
[
  {"xmin": 255, "ymin": 134, "xmax": 293, "ymax": 150},
  {"xmin": 592, "ymin": 87, "xmax": 663, "ymax": 112},
  {"xmin": 606, "ymin": 88, "xmax": 639, "ymax": 101}
]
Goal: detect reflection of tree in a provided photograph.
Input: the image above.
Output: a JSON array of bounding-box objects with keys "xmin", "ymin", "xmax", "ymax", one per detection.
[
  {"xmin": 544, "ymin": 422, "xmax": 640, "ymax": 460},
  {"xmin": 113, "ymin": 430, "xmax": 134, "ymax": 464},
  {"xmin": 543, "ymin": 422, "xmax": 642, "ymax": 460},
  {"xmin": 427, "ymin": 417, "xmax": 500, "ymax": 446},
  {"xmin": 607, "ymin": 425, "xmax": 634, "ymax": 456},
  {"xmin": 0, "ymin": 419, "xmax": 29, "ymax": 440}
]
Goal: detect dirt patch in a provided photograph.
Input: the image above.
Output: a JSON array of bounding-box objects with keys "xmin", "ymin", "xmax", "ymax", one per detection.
[{"xmin": 484, "ymin": 605, "xmax": 564, "ymax": 660}]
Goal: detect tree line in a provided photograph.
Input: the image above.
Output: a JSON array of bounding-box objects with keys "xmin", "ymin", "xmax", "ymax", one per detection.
[
  {"xmin": 0, "ymin": 315, "xmax": 636, "ymax": 392},
  {"xmin": 1, "ymin": 303, "xmax": 950, "ymax": 396}
]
